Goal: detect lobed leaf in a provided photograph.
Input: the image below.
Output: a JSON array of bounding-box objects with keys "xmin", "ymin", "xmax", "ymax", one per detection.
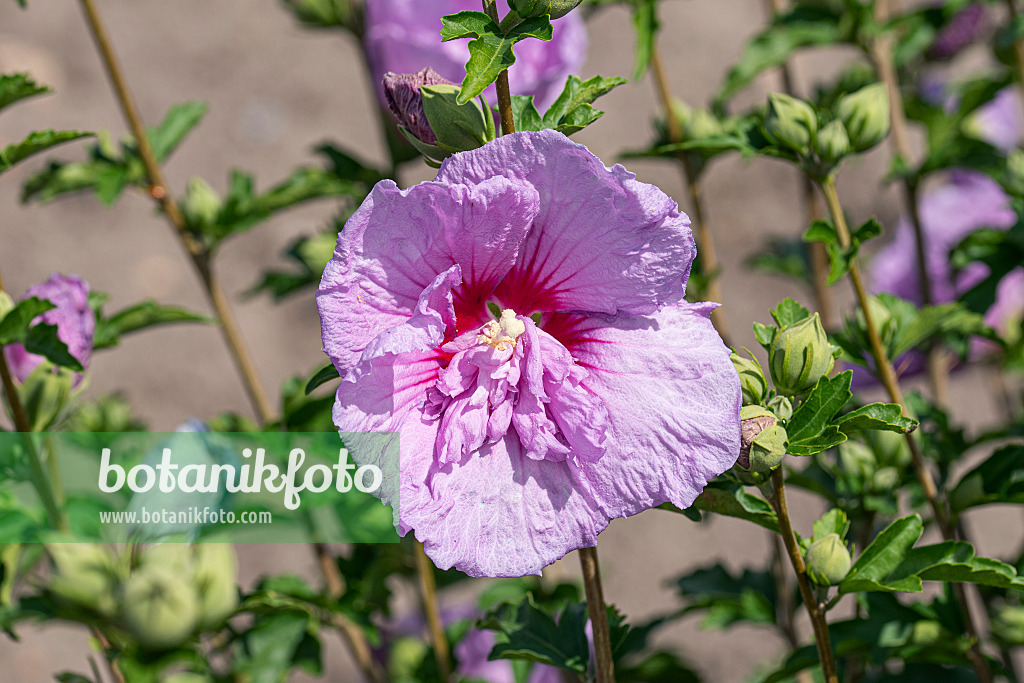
[{"xmin": 0, "ymin": 130, "xmax": 92, "ymax": 175}]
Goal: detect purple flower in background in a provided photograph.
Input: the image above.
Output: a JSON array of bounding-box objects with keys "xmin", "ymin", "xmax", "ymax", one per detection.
[
  {"xmin": 364, "ymin": 0, "xmax": 587, "ymax": 109},
  {"xmin": 3, "ymin": 273, "xmax": 95, "ymax": 385},
  {"xmin": 971, "ymin": 86, "xmax": 1024, "ymax": 152},
  {"xmin": 455, "ymin": 625, "xmax": 563, "ymax": 683},
  {"xmin": 317, "ymin": 130, "xmax": 740, "ymax": 577},
  {"xmin": 926, "ymin": 2, "xmax": 987, "ymax": 61}
]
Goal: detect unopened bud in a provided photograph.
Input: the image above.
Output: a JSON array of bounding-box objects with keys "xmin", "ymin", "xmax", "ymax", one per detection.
[
  {"xmin": 764, "ymin": 93, "xmax": 818, "ymax": 154},
  {"xmin": 193, "ymin": 544, "xmax": 239, "ymax": 629},
  {"xmin": 769, "ymin": 312, "xmax": 835, "ymax": 396},
  {"xmin": 121, "ymin": 566, "xmax": 200, "ymax": 650},
  {"xmin": 510, "ymin": 0, "xmax": 583, "ymax": 19},
  {"xmin": 420, "ymin": 84, "xmax": 492, "ymax": 153},
  {"xmin": 767, "ymin": 394, "xmax": 793, "ymax": 422},
  {"xmin": 730, "ymin": 350, "xmax": 767, "ymax": 405},
  {"xmin": 47, "ymin": 544, "xmax": 121, "ymax": 616},
  {"xmin": 674, "ymin": 101, "xmax": 723, "ymax": 142},
  {"xmin": 382, "ymin": 68, "xmax": 456, "ymax": 146},
  {"xmin": 805, "ymin": 533, "xmax": 852, "ymax": 586},
  {"xmin": 182, "ymin": 177, "xmax": 221, "ymax": 230},
  {"xmin": 815, "ymin": 119, "xmax": 850, "ymax": 165},
  {"xmin": 738, "ymin": 405, "xmax": 787, "ymax": 472},
  {"xmin": 836, "ymin": 84, "xmax": 890, "ymax": 152}
]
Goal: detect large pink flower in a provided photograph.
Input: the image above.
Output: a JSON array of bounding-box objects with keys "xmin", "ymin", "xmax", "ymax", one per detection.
[
  {"xmin": 317, "ymin": 130, "xmax": 741, "ymax": 577},
  {"xmin": 363, "ymin": 0, "xmax": 586, "ymax": 109}
]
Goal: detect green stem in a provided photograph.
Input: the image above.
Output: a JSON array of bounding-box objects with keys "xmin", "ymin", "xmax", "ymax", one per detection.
[
  {"xmin": 1004, "ymin": 0, "xmax": 1024, "ymax": 122},
  {"xmin": 482, "ymin": 0, "xmax": 516, "ymax": 134},
  {"xmin": 77, "ymin": 0, "xmax": 275, "ymax": 425},
  {"xmin": 415, "ymin": 542, "xmax": 452, "ymax": 682},
  {"xmin": 819, "ymin": 175, "xmax": 993, "ymax": 683},
  {"xmin": 579, "ymin": 546, "xmax": 615, "ymax": 683},
  {"xmin": 0, "ymin": 270, "xmax": 66, "ymax": 532},
  {"xmin": 769, "ymin": 469, "xmax": 838, "ymax": 683}
]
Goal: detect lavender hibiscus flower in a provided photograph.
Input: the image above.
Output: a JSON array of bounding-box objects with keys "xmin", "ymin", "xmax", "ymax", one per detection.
[
  {"xmin": 4, "ymin": 273, "xmax": 95, "ymax": 385},
  {"xmin": 317, "ymin": 130, "xmax": 741, "ymax": 577},
  {"xmin": 364, "ymin": 0, "xmax": 586, "ymax": 109}
]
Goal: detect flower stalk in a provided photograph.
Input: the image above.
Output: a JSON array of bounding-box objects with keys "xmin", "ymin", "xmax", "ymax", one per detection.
[
  {"xmin": 769, "ymin": 468, "xmax": 838, "ymax": 683},
  {"xmin": 74, "ymin": 4, "xmax": 384, "ymax": 681},
  {"xmin": 649, "ymin": 46, "xmax": 730, "ymax": 344},
  {"xmin": 77, "ymin": 0, "xmax": 275, "ymax": 425},
  {"xmin": 415, "ymin": 541, "xmax": 452, "ymax": 682},
  {"xmin": 1004, "ymin": 0, "xmax": 1024, "ymax": 118},
  {"xmin": 866, "ymin": 0, "xmax": 950, "ymax": 409},
  {"xmin": 818, "ymin": 176, "xmax": 993, "ymax": 683},
  {"xmin": 482, "ymin": 0, "xmax": 516, "ymax": 134},
  {"xmin": 579, "ymin": 546, "xmax": 615, "ymax": 683}
]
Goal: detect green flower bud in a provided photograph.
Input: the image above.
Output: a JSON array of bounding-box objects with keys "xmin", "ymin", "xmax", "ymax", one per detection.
[
  {"xmin": 769, "ymin": 312, "xmax": 835, "ymax": 396},
  {"xmin": 138, "ymin": 543, "xmax": 194, "ymax": 577},
  {"xmin": 509, "ymin": 0, "xmax": 583, "ymax": 19},
  {"xmin": 804, "ymin": 533, "xmax": 852, "ymax": 586},
  {"xmin": 421, "ymin": 84, "xmax": 492, "ymax": 155},
  {"xmin": 192, "ymin": 544, "xmax": 239, "ymax": 630},
  {"xmin": 47, "ymin": 543, "xmax": 121, "ymax": 616},
  {"xmin": 20, "ymin": 361, "xmax": 74, "ymax": 431},
  {"xmin": 871, "ymin": 466, "xmax": 899, "ymax": 492},
  {"xmin": 814, "ymin": 119, "xmax": 850, "ymax": 165},
  {"xmin": 281, "ymin": 0, "xmax": 351, "ymax": 28},
  {"xmin": 838, "ymin": 440, "xmax": 875, "ymax": 480},
  {"xmin": 767, "ymin": 394, "xmax": 793, "ymax": 421},
  {"xmin": 730, "ymin": 350, "xmax": 767, "ymax": 405},
  {"xmin": 1006, "ymin": 148, "xmax": 1024, "ymax": 197},
  {"xmin": 672, "ymin": 101, "xmax": 723, "ymax": 142},
  {"xmin": 182, "ymin": 177, "xmax": 221, "ymax": 230},
  {"xmin": 764, "ymin": 93, "xmax": 818, "ymax": 154},
  {"xmin": 121, "ymin": 566, "xmax": 200, "ymax": 650},
  {"xmin": 835, "ymin": 83, "xmax": 890, "ymax": 152},
  {"xmin": 737, "ymin": 405, "xmax": 788, "ymax": 472}
]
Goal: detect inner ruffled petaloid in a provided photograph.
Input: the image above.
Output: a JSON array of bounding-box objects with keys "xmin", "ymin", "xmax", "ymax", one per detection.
[{"xmin": 423, "ymin": 304, "xmax": 610, "ymax": 468}]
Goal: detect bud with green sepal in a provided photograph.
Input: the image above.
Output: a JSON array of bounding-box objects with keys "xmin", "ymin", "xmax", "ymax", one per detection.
[
  {"xmin": 814, "ymin": 119, "xmax": 850, "ymax": 167},
  {"xmin": 737, "ymin": 405, "xmax": 788, "ymax": 472},
  {"xmin": 835, "ymin": 83, "xmax": 890, "ymax": 152},
  {"xmin": 421, "ymin": 84, "xmax": 494, "ymax": 154},
  {"xmin": 769, "ymin": 312, "xmax": 836, "ymax": 396},
  {"xmin": 19, "ymin": 361, "xmax": 75, "ymax": 431},
  {"xmin": 804, "ymin": 533, "xmax": 852, "ymax": 586},
  {"xmin": 47, "ymin": 543, "xmax": 123, "ymax": 616},
  {"xmin": 120, "ymin": 564, "xmax": 201, "ymax": 650},
  {"xmin": 672, "ymin": 100, "xmax": 724, "ymax": 142},
  {"xmin": 509, "ymin": 0, "xmax": 582, "ymax": 19},
  {"xmin": 182, "ymin": 177, "xmax": 222, "ymax": 232},
  {"xmin": 730, "ymin": 349, "xmax": 768, "ymax": 405},
  {"xmin": 767, "ymin": 394, "xmax": 793, "ymax": 421},
  {"xmin": 763, "ymin": 93, "xmax": 818, "ymax": 155},
  {"xmin": 192, "ymin": 544, "xmax": 239, "ymax": 629}
]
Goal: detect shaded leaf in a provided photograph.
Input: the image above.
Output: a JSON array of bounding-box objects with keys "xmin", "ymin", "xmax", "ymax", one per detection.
[
  {"xmin": 0, "ymin": 73, "xmax": 48, "ymax": 112},
  {"xmin": 0, "ymin": 130, "xmax": 92, "ymax": 174},
  {"xmin": 93, "ymin": 301, "xmax": 213, "ymax": 350},
  {"xmin": 834, "ymin": 402, "xmax": 917, "ymax": 434},
  {"xmin": 305, "ymin": 364, "xmax": 340, "ymax": 395}
]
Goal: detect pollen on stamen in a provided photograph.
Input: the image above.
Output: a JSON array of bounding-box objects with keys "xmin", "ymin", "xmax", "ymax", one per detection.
[{"xmin": 477, "ymin": 308, "xmax": 526, "ymax": 351}]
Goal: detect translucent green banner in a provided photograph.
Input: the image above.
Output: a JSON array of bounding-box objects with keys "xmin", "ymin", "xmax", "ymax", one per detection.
[{"xmin": 0, "ymin": 431, "xmax": 400, "ymax": 543}]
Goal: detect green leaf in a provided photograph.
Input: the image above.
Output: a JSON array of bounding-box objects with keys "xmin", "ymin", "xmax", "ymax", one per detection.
[
  {"xmin": 803, "ymin": 218, "xmax": 881, "ymax": 285},
  {"xmin": 787, "ymin": 426, "xmax": 847, "ymax": 456},
  {"xmin": 834, "ymin": 402, "xmax": 917, "ymax": 435},
  {"xmin": 305, "ymin": 363, "xmax": 340, "ymax": 395},
  {"xmin": 673, "ymin": 564, "xmax": 778, "ymax": 629},
  {"xmin": 666, "ymin": 480, "xmax": 779, "ymax": 532},
  {"xmin": 715, "ymin": 12, "xmax": 845, "ymax": 106},
  {"xmin": 752, "ymin": 321, "xmax": 776, "ymax": 350},
  {"xmin": 147, "ymin": 101, "xmax": 208, "ymax": 161},
  {"xmin": 0, "ymin": 130, "xmax": 92, "ymax": 174},
  {"xmin": 233, "ymin": 611, "xmax": 321, "ymax": 683},
  {"xmin": 23, "ymin": 323, "xmax": 83, "ymax": 372},
  {"xmin": 839, "ymin": 514, "xmax": 923, "ymax": 595},
  {"xmin": 949, "ymin": 446, "xmax": 1024, "ymax": 513},
  {"xmin": 812, "ymin": 508, "xmax": 849, "ymax": 542},
  {"xmin": 0, "ymin": 73, "xmax": 48, "ymax": 112},
  {"xmin": 480, "ymin": 595, "xmax": 589, "ymax": 673},
  {"xmin": 92, "ymin": 301, "xmax": 212, "ymax": 350},
  {"xmin": 542, "ymin": 74, "xmax": 626, "ymax": 135},
  {"xmin": 509, "ymin": 95, "xmax": 544, "ymax": 132},
  {"xmin": 0, "ymin": 297, "xmax": 55, "ymax": 344},
  {"xmin": 441, "ymin": 12, "xmax": 554, "ymax": 104},
  {"xmin": 769, "ymin": 297, "xmax": 811, "ymax": 328},
  {"xmin": 787, "ymin": 372, "xmax": 853, "ymax": 443},
  {"xmin": 630, "ymin": 0, "xmax": 658, "ymax": 80}
]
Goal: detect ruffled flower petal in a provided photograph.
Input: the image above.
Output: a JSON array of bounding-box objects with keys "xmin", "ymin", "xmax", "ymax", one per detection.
[{"xmin": 437, "ymin": 130, "xmax": 695, "ymax": 317}]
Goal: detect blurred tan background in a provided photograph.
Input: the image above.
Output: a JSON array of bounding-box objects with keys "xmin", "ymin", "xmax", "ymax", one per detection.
[{"xmin": 0, "ymin": 1, "xmax": 1020, "ymax": 680}]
